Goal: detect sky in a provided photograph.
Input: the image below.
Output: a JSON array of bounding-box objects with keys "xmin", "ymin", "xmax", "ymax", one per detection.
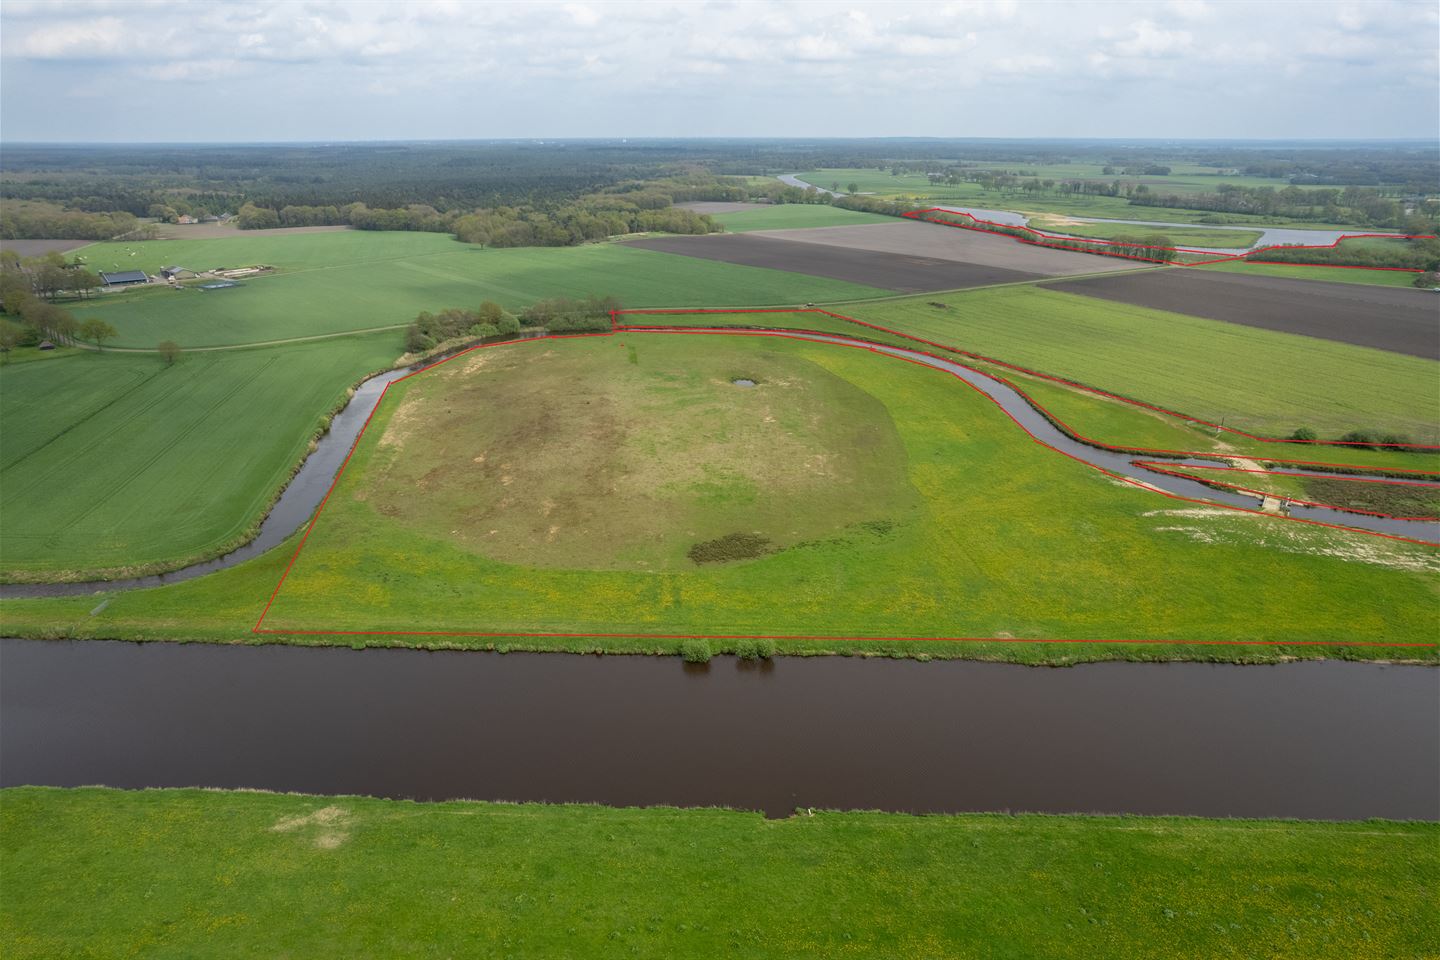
[{"xmin": 1, "ymin": 0, "xmax": 1437, "ymax": 142}]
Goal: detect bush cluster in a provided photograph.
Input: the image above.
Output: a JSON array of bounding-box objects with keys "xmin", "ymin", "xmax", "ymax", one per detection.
[
  {"xmin": 404, "ymin": 295, "xmax": 618, "ymax": 354},
  {"xmin": 686, "ymin": 533, "xmax": 774, "ymax": 565}
]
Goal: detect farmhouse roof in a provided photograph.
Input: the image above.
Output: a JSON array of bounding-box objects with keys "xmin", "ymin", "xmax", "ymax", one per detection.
[{"xmin": 100, "ymin": 270, "xmax": 148, "ymax": 284}]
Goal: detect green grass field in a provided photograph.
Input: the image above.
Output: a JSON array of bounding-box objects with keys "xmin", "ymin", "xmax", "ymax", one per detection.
[
  {"xmin": 68, "ymin": 234, "xmax": 890, "ymax": 348},
  {"xmin": 841, "ymin": 287, "xmax": 1440, "ymax": 440},
  {"xmin": 712, "ymin": 204, "xmax": 894, "ymax": 232},
  {"xmin": 1027, "ymin": 215, "xmax": 1264, "ymax": 249},
  {"xmin": 1196, "ymin": 260, "xmax": 1426, "ymax": 288},
  {"xmin": 3, "ymin": 787, "xmax": 1435, "ymax": 960},
  {"xmin": 238, "ymin": 334, "xmax": 1438, "ymax": 650},
  {"xmin": 0, "ymin": 333, "xmax": 400, "ymax": 580}
]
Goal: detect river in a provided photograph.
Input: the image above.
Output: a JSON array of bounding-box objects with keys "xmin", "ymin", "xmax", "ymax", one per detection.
[{"xmin": 2, "ymin": 638, "xmax": 1435, "ymax": 820}]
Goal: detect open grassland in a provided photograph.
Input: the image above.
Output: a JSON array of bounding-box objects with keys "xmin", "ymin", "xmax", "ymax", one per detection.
[
  {"xmin": 1197, "ymin": 260, "xmax": 1426, "ymax": 288},
  {"xmin": 1026, "ymin": 215, "xmax": 1263, "ymax": 249},
  {"xmin": 628, "ymin": 316, "xmax": 1439, "ymax": 473},
  {"xmin": 68, "ymin": 233, "xmax": 890, "ymax": 348},
  {"xmin": 842, "ymin": 288, "xmax": 1440, "ymax": 440},
  {"xmin": 0, "ymin": 333, "xmax": 399, "ymax": 581},
  {"xmin": 3, "ymin": 787, "xmax": 1436, "ymax": 960},
  {"xmin": 712, "ymin": 204, "xmax": 895, "ymax": 232},
  {"xmin": 250, "ymin": 334, "xmax": 1439, "ymax": 650}
]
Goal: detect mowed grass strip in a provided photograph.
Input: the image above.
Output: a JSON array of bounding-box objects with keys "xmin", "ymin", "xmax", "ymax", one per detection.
[
  {"xmin": 1027, "ymin": 215, "xmax": 1264, "ymax": 249},
  {"xmin": 70, "ymin": 234, "xmax": 891, "ymax": 347},
  {"xmin": 843, "ymin": 287, "xmax": 1440, "ymax": 439},
  {"xmin": 2, "ymin": 786, "xmax": 1435, "ymax": 960},
  {"xmin": 257, "ymin": 334, "xmax": 1437, "ymax": 647},
  {"xmin": 0, "ymin": 333, "xmax": 399, "ymax": 581},
  {"xmin": 1197, "ymin": 259, "xmax": 1427, "ymax": 288}
]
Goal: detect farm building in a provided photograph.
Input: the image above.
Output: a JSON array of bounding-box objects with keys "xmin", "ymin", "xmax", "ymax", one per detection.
[
  {"xmin": 99, "ymin": 270, "xmax": 148, "ymax": 286},
  {"xmin": 160, "ymin": 266, "xmax": 191, "ymax": 280}
]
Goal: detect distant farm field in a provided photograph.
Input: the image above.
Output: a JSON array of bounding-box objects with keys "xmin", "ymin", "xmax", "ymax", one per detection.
[
  {"xmin": 1197, "ymin": 260, "xmax": 1425, "ymax": 288},
  {"xmin": 844, "ymin": 287, "xmax": 1440, "ymax": 439},
  {"xmin": 1026, "ymin": 215, "xmax": 1263, "ymax": 249},
  {"xmin": 708, "ymin": 204, "xmax": 895, "ymax": 232},
  {"xmin": 0, "ymin": 333, "xmax": 399, "ymax": 580},
  {"xmin": 254, "ymin": 333, "xmax": 1437, "ymax": 649},
  {"xmin": 69, "ymin": 233, "xmax": 891, "ymax": 347}
]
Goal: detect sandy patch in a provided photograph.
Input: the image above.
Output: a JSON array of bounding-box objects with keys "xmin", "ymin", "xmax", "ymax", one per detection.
[{"xmin": 271, "ymin": 805, "xmax": 352, "ymax": 849}]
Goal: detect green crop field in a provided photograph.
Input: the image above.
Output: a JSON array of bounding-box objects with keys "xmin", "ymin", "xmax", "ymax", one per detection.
[
  {"xmin": 245, "ymin": 334, "xmax": 1437, "ymax": 650},
  {"xmin": 3, "ymin": 787, "xmax": 1435, "ymax": 960},
  {"xmin": 1026, "ymin": 215, "xmax": 1263, "ymax": 249},
  {"xmin": 1196, "ymin": 260, "xmax": 1426, "ymax": 288},
  {"xmin": 841, "ymin": 287, "xmax": 1440, "ymax": 440},
  {"xmin": 67, "ymin": 233, "xmax": 891, "ymax": 348},
  {"xmin": 0, "ymin": 332, "xmax": 399, "ymax": 581},
  {"xmin": 712, "ymin": 204, "xmax": 894, "ymax": 232}
]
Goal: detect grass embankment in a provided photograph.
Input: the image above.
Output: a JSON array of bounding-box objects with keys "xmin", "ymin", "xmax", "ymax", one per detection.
[
  {"xmin": 3, "ymin": 787, "xmax": 1436, "ymax": 960},
  {"xmin": 0, "ymin": 333, "xmax": 399, "ymax": 581},
  {"xmin": 841, "ymin": 287, "xmax": 1440, "ymax": 441},
  {"xmin": 1196, "ymin": 259, "xmax": 1426, "ymax": 288},
  {"xmin": 166, "ymin": 334, "xmax": 1436, "ymax": 654},
  {"xmin": 1026, "ymin": 215, "xmax": 1263, "ymax": 249},
  {"xmin": 68, "ymin": 232, "xmax": 890, "ymax": 348},
  {"xmin": 712, "ymin": 204, "xmax": 894, "ymax": 232}
]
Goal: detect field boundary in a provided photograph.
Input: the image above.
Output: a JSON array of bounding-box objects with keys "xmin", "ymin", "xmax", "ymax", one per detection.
[
  {"xmin": 1129, "ymin": 461, "xmax": 1440, "ymax": 523},
  {"xmin": 253, "ymin": 318, "xmax": 1436, "ymax": 648},
  {"xmin": 902, "ymin": 208, "xmax": 1437, "ymax": 270},
  {"xmin": 615, "ymin": 307, "xmax": 1440, "ymax": 455}
]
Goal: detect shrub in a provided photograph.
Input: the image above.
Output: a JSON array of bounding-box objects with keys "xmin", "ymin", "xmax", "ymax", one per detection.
[
  {"xmin": 497, "ymin": 314, "xmax": 521, "ymax": 335},
  {"xmin": 687, "ymin": 532, "xmax": 773, "ymax": 565},
  {"xmin": 1378, "ymin": 433, "xmax": 1412, "ymax": 450},
  {"xmin": 680, "ymin": 639, "xmax": 712, "ymax": 663},
  {"xmin": 468, "ymin": 322, "xmax": 500, "ymax": 340},
  {"xmin": 1289, "ymin": 426, "xmax": 1318, "ymax": 441},
  {"xmin": 1339, "ymin": 430, "xmax": 1377, "ymax": 448}
]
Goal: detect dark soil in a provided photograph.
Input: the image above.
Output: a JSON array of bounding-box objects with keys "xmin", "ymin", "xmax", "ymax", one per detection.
[
  {"xmin": 627, "ymin": 233, "xmax": 1046, "ymax": 293},
  {"xmin": 1051, "ymin": 270, "xmax": 1440, "ymax": 360}
]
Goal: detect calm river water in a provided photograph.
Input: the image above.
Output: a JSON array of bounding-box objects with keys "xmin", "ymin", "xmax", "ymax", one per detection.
[{"xmin": 2, "ymin": 638, "xmax": 1435, "ymax": 820}]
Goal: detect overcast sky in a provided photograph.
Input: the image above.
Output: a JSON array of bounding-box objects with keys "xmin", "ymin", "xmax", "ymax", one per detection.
[{"xmin": 2, "ymin": 0, "xmax": 1436, "ymax": 142}]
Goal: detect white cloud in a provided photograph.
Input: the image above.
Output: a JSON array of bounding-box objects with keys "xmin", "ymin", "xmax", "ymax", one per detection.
[{"xmin": 0, "ymin": 0, "xmax": 1434, "ymax": 140}]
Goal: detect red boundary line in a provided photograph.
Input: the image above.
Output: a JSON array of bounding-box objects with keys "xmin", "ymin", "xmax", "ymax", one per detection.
[
  {"xmin": 1132, "ymin": 460, "xmax": 1440, "ymax": 523},
  {"xmin": 616, "ymin": 307, "xmax": 1440, "ymax": 456},
  {"xmin": 253, "ymin": 318, "xmax": 1438, "ymax": 649},
  {"xmin": 901, "ymin": 207, "xmax": 1436, "ymax": 270}
]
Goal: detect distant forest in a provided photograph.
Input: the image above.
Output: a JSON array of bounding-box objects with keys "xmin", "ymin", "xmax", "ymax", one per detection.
[{"xmin": 2, "ymin": 139, "xmax": 1436, "ymax": 244}]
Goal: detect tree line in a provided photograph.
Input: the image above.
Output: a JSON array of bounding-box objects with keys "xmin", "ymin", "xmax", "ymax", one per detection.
[
  {"xmin": 405, "ymin": 295, "xmax": 619, "ymax": 355},
  {"xmin": 0, "ymin": 250, "xmax": 118, "ymax": 356},
  {"xmin": 0, "ymin": 200, "xmax": 151, "ymax": 241}
]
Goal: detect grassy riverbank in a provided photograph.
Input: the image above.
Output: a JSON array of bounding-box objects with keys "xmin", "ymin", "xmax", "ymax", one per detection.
[{"xmin": 2, "ymin": 786, "xmax": 1435, "ymax": 959}]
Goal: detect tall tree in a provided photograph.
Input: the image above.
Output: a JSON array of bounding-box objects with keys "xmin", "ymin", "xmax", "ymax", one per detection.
[
  {"xmin": 158, "ymin": 340, "xmax": 182, "ymax": 366},
  {"xmin": 79, "ymin": 318, "xmax": 118, "ymax": 351}
]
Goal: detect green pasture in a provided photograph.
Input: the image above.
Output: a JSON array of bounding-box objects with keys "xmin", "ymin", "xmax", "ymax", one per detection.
[
  {"xmin": 713, "ymin": 204, "xmax": 894, "ymax": 232},
  {"xmin": 1196, "ymin": 260, "xmax": 1425, "ymax": 288},
  {"xmin": 4, "ymin": 787, "xmax": 1435, "ymax": 960},
  {"xmin": 1026, "ymin": 215, "xmax": 1263, "ymax": 249},
  {"xmin": 68, "ymin": 234, "xmax": 890, "ymax": 348},
  {"xmin": 841, "ymin": 287, "xmax": 1440, "ymax": 440},
  {"xmin": 0, "ymin": 332, "xmax": 399, "ymax": 581},
  {"xmin": 244, "ymin": 334, "xmax": 1438, "ymax": 649}
]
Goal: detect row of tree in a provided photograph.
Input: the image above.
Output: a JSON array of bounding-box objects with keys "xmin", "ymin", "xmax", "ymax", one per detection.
[{"xmin": 404, "ymin": 295, "xmax": 619, "ymax": 354}]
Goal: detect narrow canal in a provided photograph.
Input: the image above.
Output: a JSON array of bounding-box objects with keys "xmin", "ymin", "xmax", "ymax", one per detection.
[{"xmin": 3, "ymin": 638, "xmax": 1435, "ymax": 820}]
